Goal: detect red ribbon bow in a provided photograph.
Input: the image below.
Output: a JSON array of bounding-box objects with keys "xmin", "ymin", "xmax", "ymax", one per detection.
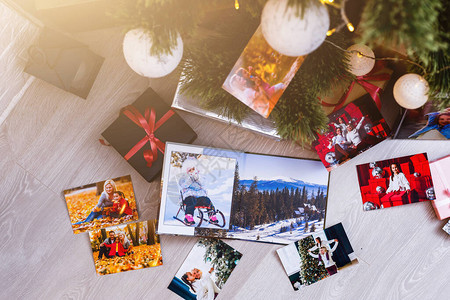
[
  {"xmin": 121, "ymin": 105, "xmax": 174, "ymax": 167},
  {"xmin": 321, "ymin": 61, "xmax": 391, "ymax": 113}
]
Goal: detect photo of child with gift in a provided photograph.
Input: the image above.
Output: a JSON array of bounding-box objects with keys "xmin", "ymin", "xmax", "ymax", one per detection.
[
  {"xmin": 64, "ymin": 175, "xmax": 138, "ymax": 234},
  {"xmin": 277, "ymin": 223, "xmax": 357, "ymax": 290},
  {"xmin": 89, "ymin": 220, "xmax": 162, "ymax": 275},
  {"xmin": 222, "ymin": 26, "xmax": 305, "ymax": 118},
  {"xmin": 312, "ymin": 97, "xmax": 391, "ymax": 171},
  {"xmin": 163, "ymin": 151, "xmax": 236, "ymax": 229},
  {"xmin": 357, "ymin": 153, "xmax": 436, "ymax": 210},
  {"xmin": 168, "ymin": 238, "xmax": 242, "ymax": 300}
]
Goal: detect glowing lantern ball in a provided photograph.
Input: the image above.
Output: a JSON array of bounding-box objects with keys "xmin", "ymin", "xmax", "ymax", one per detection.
[
  {"xmin": 123, "ymin": 28, "xmax": 183, "ymax": 78},
  {"xmin": 393, "ymin": 74, "xmax": 429, "ymax": 109},
  {"xmin": 347, "ymin": 44, "xmax": 375, "ymax": 76},
  {"xmin": 261, "ymin": 0, "xmax": 330, "ymax": 57}
]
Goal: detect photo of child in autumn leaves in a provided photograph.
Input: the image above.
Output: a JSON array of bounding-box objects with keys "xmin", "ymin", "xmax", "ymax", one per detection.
[
  {"xmin": 64, "ymin": 175, "xmax": 139, "ymax": 234},
  {"xmin": 89, "ymin": 220, "xmax": 163, "ymax": 275}
]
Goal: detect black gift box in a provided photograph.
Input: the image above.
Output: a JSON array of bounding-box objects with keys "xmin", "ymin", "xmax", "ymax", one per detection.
[
  {"xmin": 24, "ymin": 28, "xmax": 104, "ymax": 99},
  {"xmin": 102, "ymin": 88, "xmax": 197, "ymax": 182}
]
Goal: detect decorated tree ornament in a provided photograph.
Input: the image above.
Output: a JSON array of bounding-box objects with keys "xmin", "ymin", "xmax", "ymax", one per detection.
[
  {"xmin": 261, "ymin": 0, "xmax": 330, "ymax": 56},
  {"xmin": 347, "ymin": 44, "xmax": 375, "ymax": 76},
  {"xmin": 123, "ymin": 28, "xmax": 183, "ymax": 78},
  {"xmin": 393, "ymin": 74, "xmax": 429, "ymax": 109}
]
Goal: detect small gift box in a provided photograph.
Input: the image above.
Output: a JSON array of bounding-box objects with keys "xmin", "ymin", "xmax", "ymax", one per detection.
[
  {"xmin": 24, "ymin": 28, "xmax": 104, "ymax": 99},
  {"xmin": 102, "ymin": 88, "xmax": 197, "ymax": 182},
  {"xmin": 429, "ymin": 155, "xmax": 450, "ymax": 220},
  {"xmin": 318, "ymin": 61, "xmax": 393, "ymax": 115}
]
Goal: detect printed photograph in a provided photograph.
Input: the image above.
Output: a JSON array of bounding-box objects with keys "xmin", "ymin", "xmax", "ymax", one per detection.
[
  {"xmin": 163, "ymin": 151, "xmax": 236, "ymax": 229},
  {"xmin": 64, "ymin": 175, "xmax": 139, "ymax": 234},
  {"xmin": 168, "ymin": 238, "xmax": 242, "ymax": 300},
  {"xmin": 394, "ymin": 103, "xmax": 449, "ymax": 140},
  {"xmin": 219, "ymin": 153, "xmax": 329, "ymax": 244},
  {"xmin": 430, "ymin": 155, "xmax": 450, "ymax": 220},
  {"xmin": 222, "ymin": 25, "xmax": 305, "ymax": 118},
  {"xmin": 89, "ymin": 220, "xmax": 163, "ymax": 275},
  {"xmin": 312, "ymin": 97, "xmax": 391, "ymax": 171},
  {"xmin": 277, "ymin": 223, "xmax": 357, "ymax": 290},
  {"xmin": 356, "ymin": 153, "xmax": 436, "ymax": 211},
  {"xmin": 443, "ymin": 220, "xmax": 450, "ymax": 235}
]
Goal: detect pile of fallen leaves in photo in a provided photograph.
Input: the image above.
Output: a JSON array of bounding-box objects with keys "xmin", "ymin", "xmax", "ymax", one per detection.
[
  {"xmin": 66, "ymin": 181, "xmax": 139, "ymax": 234},
  {"xmin": 93, "ymin": 244, "xmax": 163, "ymax": 275}
]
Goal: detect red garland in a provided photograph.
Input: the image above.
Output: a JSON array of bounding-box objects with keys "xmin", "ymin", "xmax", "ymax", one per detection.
[
  {"xmin": 121, "ymin": 105, "xmax": 174, "ymax": 167},
  {"xmin": 321, "ymin": 61, "xmax": 391, "ymax": 113}
]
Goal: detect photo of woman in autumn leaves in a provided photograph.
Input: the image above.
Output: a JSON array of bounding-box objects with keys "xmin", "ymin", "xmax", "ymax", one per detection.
[
  {"xmin": 64, "ymin": 175, "xmax": 139, "ymax": 234},
  {"xmin": 89, "ymin": 220, "xmax": 163, "ymax": 275}
]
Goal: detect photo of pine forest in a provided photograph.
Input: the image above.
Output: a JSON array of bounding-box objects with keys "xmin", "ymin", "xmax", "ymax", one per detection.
[{"xmin": 196, "ymin": 153, "xmax": 329, "ymax": 244}]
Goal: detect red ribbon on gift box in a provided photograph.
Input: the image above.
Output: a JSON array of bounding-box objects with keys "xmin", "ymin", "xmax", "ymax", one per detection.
[
  {"xmin": 321, "ymin": 61, "xmax": 391, "ymax": 113},
  {"xmin": 121, "ymin": 105, "xmax": 174, "ymax": 167}
]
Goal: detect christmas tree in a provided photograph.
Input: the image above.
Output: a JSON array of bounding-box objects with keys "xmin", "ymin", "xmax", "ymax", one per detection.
[
  {"xmin": 198, "ymin": 238, "xmax": 243, "ymax": 288},
  {"xmin": 297, "ymin": 236, "xmax": 328, "ymax": 286}
]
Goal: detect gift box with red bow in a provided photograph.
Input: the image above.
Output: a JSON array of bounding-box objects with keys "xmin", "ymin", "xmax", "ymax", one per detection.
[
  {"xmin": 319, "ymin": 61, "xmax": 393, "ymax": 115},
  {"xmin": 102, "ymin": 88, "xmax": 197, "ymax": 182}
]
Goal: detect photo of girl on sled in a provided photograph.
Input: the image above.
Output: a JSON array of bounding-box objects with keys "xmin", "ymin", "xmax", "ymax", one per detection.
[{"xmin": 161, "ymin": 149, "xmax": 236, "ymax": 230}]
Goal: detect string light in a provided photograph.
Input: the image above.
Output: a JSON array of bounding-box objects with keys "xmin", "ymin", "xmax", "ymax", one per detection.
[
  {"xmin": 346, "ymin": 22, "xmax": 354, "ymax": 32},
  {"xmin": 323, "ymin": 0, "xmax": 354, "ymax": 36},
  {"xmin": 235, "ymin": 0, "xmax": 239, "ymax": 10}
]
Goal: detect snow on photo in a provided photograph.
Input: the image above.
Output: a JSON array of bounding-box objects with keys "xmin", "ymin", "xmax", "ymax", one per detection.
[{"xmin": 162, "ymin": 149, "xmax": 236, "ymax": 230}]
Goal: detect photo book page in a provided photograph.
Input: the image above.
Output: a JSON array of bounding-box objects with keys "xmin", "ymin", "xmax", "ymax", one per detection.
[
  {"xmin": 158, "ymin": 143, "xmax": 329, "ymax": 244},
  {"xmin": 277, "ymin": 223, "xmax": 358, "ymax": 290}
]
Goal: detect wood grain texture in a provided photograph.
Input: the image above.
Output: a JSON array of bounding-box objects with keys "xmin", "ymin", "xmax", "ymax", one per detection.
[{"xmin": 0, "ymin": 5, "xmax": 449, "ymax": 299}]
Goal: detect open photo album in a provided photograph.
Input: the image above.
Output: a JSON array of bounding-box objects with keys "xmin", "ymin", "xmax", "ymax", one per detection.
[
  {"xmin": 276, "ymin": 223, "xmax": 358, "ymax": 290},
  {"xmin": 157, "ymin": 143, "xmax": 329, "ymax": 244}
]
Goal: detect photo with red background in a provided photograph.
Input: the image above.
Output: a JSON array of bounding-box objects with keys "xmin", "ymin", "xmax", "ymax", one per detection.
[{"xmin": 357, "ymin": 153, "xmax": 435, "ymax": 210}]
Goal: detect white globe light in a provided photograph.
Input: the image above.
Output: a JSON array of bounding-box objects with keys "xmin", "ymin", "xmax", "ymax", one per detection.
[
  {"xmin": 347, "ymin": 44, "xmax": 375, "ymax": 76},
  {"xmin": 123, "ymin": 28, "xmax": 183, "ymax": 78},
  {"xmin": 261, "ymin": 0, "xmax": 330, "ymax": 57},
  {"xmin": 393, "ymin": 74, "xmax": 429, "ymax": 109}
]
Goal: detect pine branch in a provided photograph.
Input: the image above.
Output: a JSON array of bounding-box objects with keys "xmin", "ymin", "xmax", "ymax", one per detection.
[{"xmin": 358, "ymin": 0, "xmax": 447, "ymax": 67}]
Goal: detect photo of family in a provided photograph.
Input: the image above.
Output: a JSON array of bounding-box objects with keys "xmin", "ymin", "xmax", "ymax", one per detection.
[
  {"xmin": 312, "ymin": 97, "xmax": 391, "ymax": 171},
  {"xmin": 168, "ymin": 238, "xmax": 242, "ymax": 300},
  {"xmin": 160, "ymin": 145, "xmax": 236, "ymax": 232},
  {"xmin": 89, "ymin": 220, "xmax": 162, "ymax": 275},
  {"xmin": 357, "ymin": 153, "xmax": 436, "ymax": 210},
  {"xmin": 64, "ymin": 175, "xmax": 139, "ymax": 234},
  {"xmin": 277, "ymin": 223, "xmax": 357, "ymax": 290},
  {"xmin": 222, "ymin": 25, "xmax": 305, "ymax": 118},
  {"xmin": 394, "ymin": 103, "xmax": 450, "ymax": 140}
]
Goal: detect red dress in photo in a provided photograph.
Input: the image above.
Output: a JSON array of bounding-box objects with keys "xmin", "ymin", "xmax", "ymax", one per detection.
[
  {"xmin": 105, "ymin": 242, "xmax": 127, "ymax": 257},
  {"xmin": 111, "ymin": 198, "xmax": 133, "ymax": 215}
]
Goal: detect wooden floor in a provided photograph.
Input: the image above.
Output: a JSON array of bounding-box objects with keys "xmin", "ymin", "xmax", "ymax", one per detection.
[{"xmin": 1, "ymin": 3, "xmax": 449, "ymax": 299}]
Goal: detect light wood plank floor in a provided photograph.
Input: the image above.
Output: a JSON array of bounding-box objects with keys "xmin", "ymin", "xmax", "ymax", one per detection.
[{"xmin": 0, "ymin": 3, "xmax": 449, "ymax": 299}]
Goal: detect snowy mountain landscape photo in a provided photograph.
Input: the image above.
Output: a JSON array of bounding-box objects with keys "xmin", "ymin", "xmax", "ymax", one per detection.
[{"xmin": 196, "ymin": 153, "xmax": 329, "ymax": 244}]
